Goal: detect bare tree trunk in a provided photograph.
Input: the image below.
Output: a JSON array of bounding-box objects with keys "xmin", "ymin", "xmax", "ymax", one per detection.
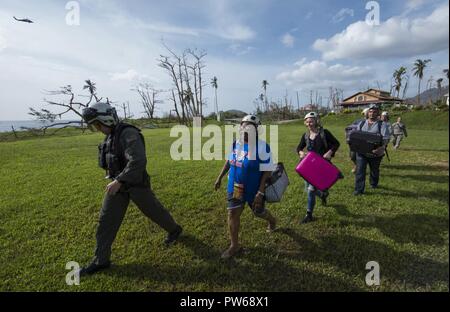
[
  {"xmin": 215, "ymin": 88, "xmax": 220, "ymax": 121},
  {"xmin": 190, "ymin": 65, "xmax": 200, "ymax": 116},
  {"xmin": 159, "ymin": 45, "xmax": 207, "ymax": 125},
  {"xmin": 11, "ymin": 126, "xmax": 18, "ymax": 139},
  {"xmin": 188, "ymin": 49, "xmax": 207, "ymax": 119},
  {"xmin": 171, "ymin": 89, "xmax": 181, "ymax": 123},
  {"xmin": 197, "ymin": 64, "xmax": 203, "ymax": 118},
  {"xmin": 417, "ymin": 79, "xmax": 421, "ymax": 106},
  {"xmin": 402, "ymin": 79, "xmax": 409, "ymax": 100}
]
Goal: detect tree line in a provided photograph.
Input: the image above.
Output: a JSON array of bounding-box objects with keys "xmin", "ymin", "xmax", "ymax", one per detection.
[
  {"xmin": 28, "ymin": 47, "xmax": 449, "ymax": 130},
  {"xmin": 391, "ymin": 59, "xmax": 449, "ymax": 106}
]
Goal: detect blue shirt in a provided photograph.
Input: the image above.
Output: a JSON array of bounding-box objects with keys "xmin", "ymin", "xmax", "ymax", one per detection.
[{"xmin": 227, "ymin": 140, "xmax": 272, "ymax": 203}]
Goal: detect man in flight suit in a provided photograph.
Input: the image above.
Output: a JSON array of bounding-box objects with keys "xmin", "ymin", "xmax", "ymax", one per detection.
[{"xmin": 80, "ymin": 102, "xmax": 182, "ymax": 275}]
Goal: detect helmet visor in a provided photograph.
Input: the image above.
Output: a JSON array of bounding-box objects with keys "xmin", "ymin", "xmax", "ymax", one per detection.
[{"xmin": 81, "ymin": 107, "xmax": 99, "ymax": 124}]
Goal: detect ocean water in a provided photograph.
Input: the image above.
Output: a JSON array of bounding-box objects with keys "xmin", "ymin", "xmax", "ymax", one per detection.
[{"xmin": 0, "ymin": 120, "xmax": 82, "ymax": 132}]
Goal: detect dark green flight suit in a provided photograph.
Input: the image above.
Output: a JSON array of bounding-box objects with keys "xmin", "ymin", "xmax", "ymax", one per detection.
[{"xmin": 93, "ymin": 123, "xmax": 179, "ymax": 265}]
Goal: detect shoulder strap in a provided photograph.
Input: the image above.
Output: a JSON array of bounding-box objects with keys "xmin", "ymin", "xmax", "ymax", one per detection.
[
  {"xmin": 359, "ymin": 120, "xmax": 365, "ymax": 131},
  {"xmin": 377, "ymin": 120, "xmax": 383, "ymax": 135},
  {"xmin": 320, "ymin": 127, "xmax": 328, "ymax": 152},
  {"xmin": 113, "ymin": 123, "xmax": 145, "ymax": 159},
  {"xmin": 304, "ymin": 130, "xmax": 310, "ymax": 149}
]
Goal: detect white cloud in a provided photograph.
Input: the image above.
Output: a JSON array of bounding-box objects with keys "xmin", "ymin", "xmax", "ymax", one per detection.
[
  {"xmin": 133, "ymin": 20, "xmax": 200, "ymax": 37},
  {"xmin": 276, "ymin": 58, "xmax": 374, "ymax": 90},
  {"xmin": 109, "ymin": 69, "xmax": 149, "ymax": 82},
  {"xmin": 215, "ymin": 24, "xmax": 255, "ymax": 41},
  {"xmin": 0, "ymin": 27, "xmax": 6, "ymax": 51},
  {"xmin": 88, "ymin": 0, "xmax": 252, "ymax": 41},
  {"xmin": 314, "ymin": 3, "xmax": 449, "ymax": 60},
  {"xmin": 228, "ymin": 43, "xmax": 255, "ymax": 56},
  {"xmin": 331, "ymin": 8, "xmax": 354, "ymax": 23},
  {"xmin": 281, "ymin": 33, "xmax": 295, "ymax": 48},
  {"xmin": 207, "ymin": 0, "xmax": 256, "ymax": 41},
  {"xmin": 104, "ymin": 12, "xmax": 200, "ymax": 37},
  {"xmin": 405, "ymin": 0, "xmax": 427, "ymax": 10}
]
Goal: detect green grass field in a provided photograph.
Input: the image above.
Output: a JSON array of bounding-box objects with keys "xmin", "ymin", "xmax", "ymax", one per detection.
[{"xmin": 0, "ymin": 112, "xmax": 448, "ymax": 291}]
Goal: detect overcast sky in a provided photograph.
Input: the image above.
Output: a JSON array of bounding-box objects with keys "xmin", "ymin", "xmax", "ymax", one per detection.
[{"xmin": 0, "ymin": 0, "xmax": 448, "ymax": 120}]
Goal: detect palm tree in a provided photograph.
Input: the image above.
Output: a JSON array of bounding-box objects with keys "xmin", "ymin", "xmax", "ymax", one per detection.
[
  {"xmin": 262, "ymin": 80, "xmax": 269, "ymax": 111},
  {"xmin": 437, "ymin": 78, "xmax": 444, "ymax": 99},
  {"xmin": 401, "ymin": 75, "xmax": 410, "ymax": 100},
  {"xmin": 426, "ymin": 76, "xmax": 434, "ymax": 92},
  {"xmin": 412, "ymin": 59, "xmax": 431, "ymax": 106},
  {"xmin": 83, "ymin": 79, "xmax": 100, "ymax": 103},
  {"xmin": 393, "ymin": 66, "xmax": 407, "ymax": 98},
  {"xmin": 444, "ymin": 69, "xmax": 449, "ymax": 88},
  {"xmin": 210, "ymin": 76, "xmax": 219, "ymax": 122}
]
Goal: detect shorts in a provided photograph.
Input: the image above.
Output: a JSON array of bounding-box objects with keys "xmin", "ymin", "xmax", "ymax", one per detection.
[{"xmin": 227, "ymin": 193, "xmax": 267, "ymax": 217}]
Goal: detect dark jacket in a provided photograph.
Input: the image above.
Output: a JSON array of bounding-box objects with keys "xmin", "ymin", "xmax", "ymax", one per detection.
[
  {"xmin": 296, "ymin": 128, "xmax": 340, "ymax": 156},
  {"xmin": 99, "ymin": 123, "xmax": 149, "ymax": 187}
]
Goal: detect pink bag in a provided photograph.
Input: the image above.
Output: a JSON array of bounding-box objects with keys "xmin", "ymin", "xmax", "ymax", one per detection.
[{"xmin": 295, "ymin": 151, "xmax": 343, "ymax": 191}]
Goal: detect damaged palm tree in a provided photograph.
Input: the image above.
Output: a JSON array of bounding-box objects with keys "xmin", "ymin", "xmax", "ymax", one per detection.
[
  {"xmin": 132, "ymin": 83, "xmax": 162, "ymax": 120},
  {"xmin": 28, "ymin": 79, "xmax": 107, "ymax": 134},
  {"xmin": 158, "ymin": 43, "xmax": 207, "ymax": 126}
]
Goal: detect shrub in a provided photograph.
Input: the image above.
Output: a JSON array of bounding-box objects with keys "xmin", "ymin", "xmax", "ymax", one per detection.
[{"xmin": 392, "ymin": 106, "xmax": 409, "ymax": 112}]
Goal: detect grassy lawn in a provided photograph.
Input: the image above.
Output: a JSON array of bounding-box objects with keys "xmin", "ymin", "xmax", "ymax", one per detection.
[{"xmin": 0, "ymin": 113, "xmax": 448, "ymax": 291}]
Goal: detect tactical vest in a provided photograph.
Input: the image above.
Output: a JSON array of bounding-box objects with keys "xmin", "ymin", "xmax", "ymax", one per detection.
[{"xmin": 98, "ymin": 123, "xmax": 145, "ymax": 179}]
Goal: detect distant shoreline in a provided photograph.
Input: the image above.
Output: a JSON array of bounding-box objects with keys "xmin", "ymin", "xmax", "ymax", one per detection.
[{"xmin": 0, "ymin": 120, "xmax": 81, "ymax": 133}]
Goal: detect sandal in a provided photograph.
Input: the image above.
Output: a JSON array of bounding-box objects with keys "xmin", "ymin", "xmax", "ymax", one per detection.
[{"xmin": 221, "ymin": 246, "xmax": 241, "ymax": 259}]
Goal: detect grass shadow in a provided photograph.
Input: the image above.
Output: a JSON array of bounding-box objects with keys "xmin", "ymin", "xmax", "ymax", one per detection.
[
  {"xmin": 340, "ymin": 213, "xmax": 448, "ymax": 246},
  {"xmin": 384, "ymin": 163, "xmax": 448, "ymax": 172},
  {"xmin": 400, "ymin": 147, "xmax": 449, "ymax": 153},
  {"xmin": 319, "ymin": 235, "xmax": 449, "ymax": 288},
  {"xmin": 374, "ymin": 185, "xmax": 449, "ymax": 204},
  {"xmin": 107, "ymin": 240, "xmax": 363, "ymax": 291},
  {"xmin": 328, "ymin": 204, "xmax": 352, "ymax": 217},
  {"xmin": 277, "ymin": 229, "xmax": 448, "ymax": 289},
  {"xmin": 176, "ymin": 233, "xmax": 222, "ymax": 262},
  {"xmin": 384, "ymin": 174, "xmax": 449, "ymax": 184}
]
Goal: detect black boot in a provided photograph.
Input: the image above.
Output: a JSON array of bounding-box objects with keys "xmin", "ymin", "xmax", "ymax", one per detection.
[
  {"xmin": 164, "ymin": 225, "xmax": 183, "ymax": 246},
  {"xmin": 301, "ymin": 212, "xmax": 314, "ymax": 224},
  {"xmin": 321, "ymin": 190, "xmax": 329, "ymax": 206},
  {"xmin": 80, "ymin": 261, "xmax": 111, "ymax": 276}
]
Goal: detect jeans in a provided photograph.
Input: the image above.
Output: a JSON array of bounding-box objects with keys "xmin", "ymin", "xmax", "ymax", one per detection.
[
  {"xmin": 349, "ymin": 150, "xmax": 357, "ymax": 165},
  {"xmin": 392, "ymin": 134, "xmax": 404, "ymax": 148},
  {"xmin": 305, "ymin": 182, "xmax": 324, "ymax": 213},
  {"xmin": 355, "ymin": 153, "xmax": 383, "ymax": 193}
]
